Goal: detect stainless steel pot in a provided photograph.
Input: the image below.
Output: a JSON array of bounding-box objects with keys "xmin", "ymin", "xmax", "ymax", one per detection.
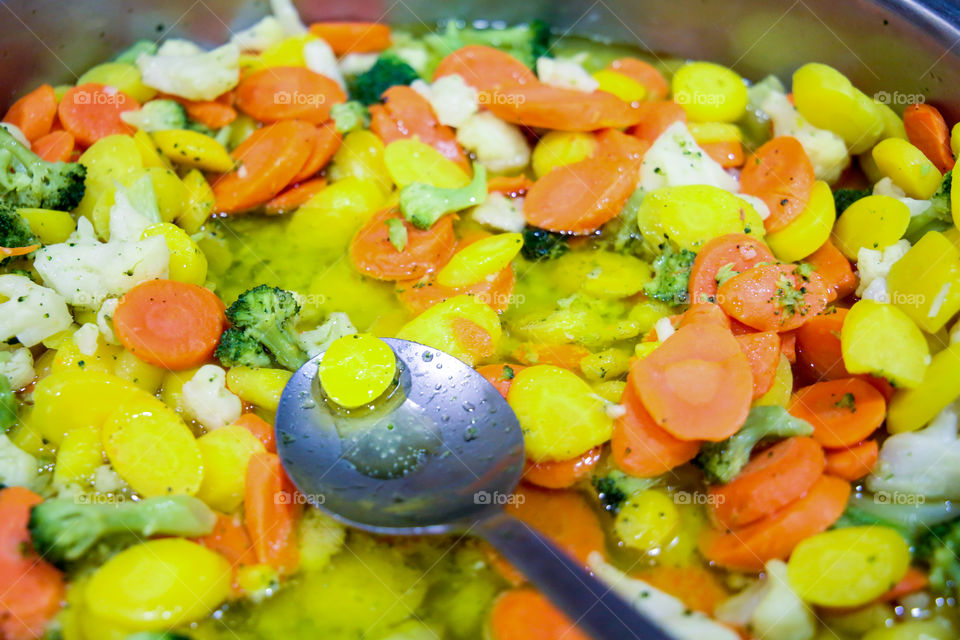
[{"xmin": 1, "ymin": 0, "xmax": 959, "ymax": 119}]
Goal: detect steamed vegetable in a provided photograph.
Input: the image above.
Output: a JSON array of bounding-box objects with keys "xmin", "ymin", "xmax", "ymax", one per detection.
[
  {"xmin": 0, "ymin": 126, "xmax": 86, "ymax": 210},
  {"xmin": 216, "ymin": 284, "xmax": 307, "ymax": 371}
]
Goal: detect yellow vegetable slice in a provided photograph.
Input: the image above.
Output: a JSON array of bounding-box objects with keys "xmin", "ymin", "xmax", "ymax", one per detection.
[
  {"xmin": 555, "ymin": 251, "xmax": 654, "ymax": 299},
  {"xmin": 395, "ymin": 295, "xmax": 502, "ymax": 366},
  {"xmin": 78, "ymin": 62, "xmax": 156, "ymax": 103},
  {"xmin": 151, "ymin": 129, "xmax": 235, "ymax": 172},
  {"xmin": 225, "ymin": 366, "xmax": 292, "ymax": 412},
  {"xmin": 872, "ymin": 138, "xmax": 942, "ymax": 199},
  {"xmin": 85, "ymin": 539, "xmax": 231, "ymax": 629},
  {"xmin": 531, "ymin": 131, "xmax": 598, "ymax": 178},
  {"xmin": 614, "ymin": 489, "xmax": 680, "ymax": 552},
  {"xmin": 176, "ymin": 169, "xmax": 216, "ymax": 234},
  {"xmin": 329, "ymin": 129, "xmax": 392, "ymax": 195},
  {"xmin": 841, "ymin": 299, "xmax": 929, "ymax": 388},
  {"xmin": 196, "ymin": 424, "xmax": 265, "ymax": 512},
  {"xmin": 753, "ymin": 354, "xmax": 793, "ymax": 408},
  {"xmin": 318, "ymin": 334, "xmax": 397, "ymax": 408},
  {"xmin": 792, "ymin": 63, "xmax": 884, "ymax": 154},
  {"xmin": 384, "ymin": 139, "xmax": 469, "ymax": 189},
  {"xmin": 436, "ymin": 233, "xmax": 523, "ymax": 288},
  {"xmin": 832, "ymin": 194, "xmax": 911, "ymax": 260},
  {"xmin": 142, "ymin": 223, "xmax": 208, "ymax": 286},
  {"xmin": 146, "ymin": 166, "xmax": 188, "ymax": 223},
  {"xmin": 53, "ymin": 427, "xmax": 103, "ymax": 487},
  {"xmin": 888, "ymin": 342, "xmax": 960, "ymax": 433},
  {"xmin": 507, "ymin": 364, "xmax": 613, "ymax": 462},
  {"xmin": 592, "ymin": 69, "xmax": 648, "ymax": 103},
  {"xmin": 671, "ymin": 61, "xmax": 748, "ymax": 123},
  {"xmin": 288, "ymin": 177, "xmax": 385, "ymax": 252},
  {"xmin": 765, "ymin": 180, "xmax": 836, "ymax": 263},
  {"xmin": 887, "ymin": 231, "xmax": 960, "ymax": 333},
  {"xmin": 17, "ymin": 208, "xmax": 75, "ymax": 244}
]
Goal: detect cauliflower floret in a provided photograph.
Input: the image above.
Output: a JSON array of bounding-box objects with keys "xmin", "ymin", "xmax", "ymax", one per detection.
[
  {"xmin": 873, "ymin": 177, "xmax": 932, "ymax": 218},
  {"xmin": 411, "ymin": 74, "xmax": 479, "ymax": 128},
  {"xmin": 760, "ymin": 90, "xmax": 849, "ymax": 184},
  {"xmin": 589, "ymin": 553, "xmax": 740, "ymax": 640},
  {"xmin": 339, "ymin": 52, "xmax": 379, "ymax": 76},
  {"xmin": 0, "ymin": 345, "xmax": 34, "ymax": 390},
  {"xmin": 231, "ymin": 16, "xmax": 287, "ymax": 52},
  {"xmin": 304, "ymin": 39, "xmax": 346, "ymax": 90},
  {"xmin": 738, "ymin": 193, "xmax": 771, "ymax": 220},
  {"xmin": 137, "ymin": 42, "xmax": 240, "ymax": 101},
  {"xmin": 470, "ymin": 192, "xmax": 526, "ymax": 233},
  {"xmin": 0, "ymin": 434, "xmax": 38, "ymax": 489},
  {"xmin": 536, "ymin": 57, "xmax": 599, "ymax": 93},
  {"xmin": 868, "ymin": 403, "xmax": 960, "ymax": 500},
  {"xmin": 97, "ymin": 298, "xmax": 120, "ymax": 344},
  {"xmin": 269, "ymin": 0, "xmax": 307, "ymax": 36},
  {"xmin": 93, "ymin": 464, "xmax": 128, "ymax": 494},
  {"xmin": 641, "ymin": 121, "xmax": 739, "ymax": 192},
  {"xmin": 716, "ymin": 560, "xmax": 815, "ymax": 640},
  {"xmin": 299, "ymin": 312, "xmax": 357, "ymax": 357},
  {"xmin": 0, "ymin": 274, "xmax": 73, "ymax": 347},
  {"xmin": 109, "ymin": 178, "xmax": 161, "ymax": 243},
  {"xmin": 72, "ymin": 322, "xmax": 100, "ymax": 357},
  {"xmin": 181, "ymin": 364, "xmax": 243, "ymax": 431},
  {"xmin": 456, "ymin": 111, "xmax": 530, "ymax": 174},
  {"xmin": 855, "ymin": 239, "xmax": 911, "ymax": 298},
  {"xmin": 34, "ymin": 217, "xmax": 170, "ymax": 309}
]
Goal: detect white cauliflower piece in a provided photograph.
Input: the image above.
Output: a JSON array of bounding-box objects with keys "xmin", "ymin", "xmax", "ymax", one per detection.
[
  {"xmin": 860, "ymin": 277, "xmax": 890, "ymax": 303},
  {"xmin": 873, "ymin": 177, "xmax": 932, "ymax": 218},
  {"xmin": 0, "ymin": 122, "xmax": 30, "ymax": 148},
  {"xmin": 72, "ymin": 323, "xmax": 100, "ymax": 357},
  {"xmin": 641, "ymin": 121, "xmax": 739, "ymax": 192},
  {"xmin": 716, "ymin": 560, "xmax": 815, "ymax": 640},
  {"xmin": 411, "ymin": 74, "xmax": 478, "ymax": 128},
  {"xmin": 760, "ymin": 91, "xmax": 849, "ymax": 184},
  {"xmin": 536, "ymin": 57, "xmax": 599, "ymax": 93},
  {"xmin": 868, "ymin": 403, "xmax": 960, "ymax": 500},
  {"xmin": 0, "ymin": 274, "xmax": 73, "ymax": 347},
  {"xmin": 0, "ymin": 434, "xmax": 38, "ymax": 489},
  {"xmin": 299, "ymin": 312, "xmax": 356, "ymax": 357},
  {"xmin": 137, "ymin": 42, "xmax": 240, "ymax": 101},
  {"xmin": 338, "ymin": 52, "xmax": 379, "ymax": 76},
  {"xmin": 456, "ymin": 111, "xmax": 530, "ymax": 174},
  {"xmin": 270, "ymin": 0, "xmax": 307, "ymax": 35},
  {"xmin": 738, "ymin": 193, "xmax": 771, "ymax": 220},
  {"xmin": 0, "ymin": 345, "xmax": 34, "ymax": 390},
  {"xmin": 588, "ymin": 553, "xmax": 740, "ymax": 640},
  {"xmin": 470, "ymin": 192, "xmax": 526, "ymax": 233},
  {"xmin": 231, "ymin": 16, "xmax": 287, "ymax": 52},
  {"xmin": 181, "ymin": 364, "xmax": 243, "ymax": 431},
  {"xmin": 34, "ymin": 217, "xmax": 170, "ymax": 309},
  {"xmin": 304, "ymin": 39, "xmax": 346, "ymax": 90},
  {"xmin": 97, "ymin": 298, "xmax": 120, "ymax": 345},
  {"xmin": 654, "ymin": 316, "xmax": 675, "ymax": 342},
  {"xmin": 108, "ymin": 177, "xmax": 161, "ymax": 243},
  {"xmin": 855, "ymin": 239, "xmax": 911, "ymax": 298},
  {"xmin": 93, "ymin": 464, "xmax": 127, "ymax": 494}
]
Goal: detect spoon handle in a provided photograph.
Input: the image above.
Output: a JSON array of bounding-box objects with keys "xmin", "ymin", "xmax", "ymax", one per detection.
[{"xmin": 476, "ymin": 511, "xmax": 677, "ymax": 640}]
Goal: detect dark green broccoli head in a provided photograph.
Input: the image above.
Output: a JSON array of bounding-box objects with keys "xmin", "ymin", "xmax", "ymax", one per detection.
[
  {"xmin": 591, "ymin": 470, "xmax": 657, "ymax": 514},
  {"xmin": 227, "ymin": 284, "xmax": 301, "ymax": 328},
  {"xmin": 916, "ymin": 517, "xmax": 960, "ymax": 597},
  {"xmin": 832, "ymin": 188, "xmax": 871, "ymax": 214},
  {"xmin": 0, "ymin": 127, "xmax": 86, "ymax": 211},
  {"xmin": 350, "ymin": 54, "xmax": 420, "ymax": 106},
  {"xmin": 222, "ymin": 285, "xmax": 307, "ymax": 371},
  {"xmin": 520, "ymin": 227, "xmax": 569, "ymax": 261},
  {"xmin": 0, "ymin": 204, "xmax": 35, "ymax": 249},
  {"xmin": 214, "ymin": 327, "xmax": 271, "ymax": 368},
  {"xmin": 643, "ymin": 244, "xmax": 696, "ymax": 306},
  {"xmin": 904, "ymin": 170, "xmax": 953, "ymax": 243}
]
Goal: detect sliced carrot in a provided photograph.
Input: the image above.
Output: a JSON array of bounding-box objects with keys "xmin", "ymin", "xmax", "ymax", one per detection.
[
  {"xmin": 631, "ymin": 323, "xmax": 753, "ymax": 442},
  {"xmin": 245, "ymin": 452, "xmax": 301, "ymax": 574},
  {"xmin": 3, "ymin": 84, "xmax": 57, "ymax": 142},
  {"xmin": 740, "ymin": 136, "xmax": 816, "ymax": 233},
  {"xmin": 506, "ymin": 484, "xmax": 606, "ymax": 565},
  {"xmin": 523, "ymin": 155, "xmax": 640, "ymax": 234},
  {"xmin": 212, "ymin": 120, "xmax": 315, "ymax": 214},
  {"xmin": 369, "ymin": 85, "xmax": 470, "ymax": 172},
  {"xmin": 635, "ymin": 565, "xmax": 728, "ymax": 615},
  {"xmin": 903, "ymin": 103, "xmax": 955, "ymax": 172},
  {"xmin": 487, "ymin": 175, "xmax": 533, "ymax": 196},
  {"xmin": 487, "ymin": 84, "xmax": 642, "ymax": 132},
  {"xmin": 291, "ymin": 122, "xmax": 341, "ymax": 183},
  {"xmin": 717, "ymin": 263, "xmax": 829, "ymax": 332},
  {"xmin": 489, "ymin": 588, "xmax": 590, "ymax": 640},
  {"xmin": 699, "ymin": 474, "xmax": 850, "ymax": 571},
  {"xmin": 476, "ymin": 363, "xmax": 527, "ymax": 399},
  {"xmin": 824, "ymin": 439, "xmax": 878, "ymax": 481},
  {"xmin": 626, "ymin": 101, "xmax": 686, "ymax": 145},
  {"xmin": 679, "ymin": 302, "xmax": 730, "ymax": 329},
  {"xmin": 523, "ymin": 447, "xmax": 601, "ymax": 490},
  {"xmin": 57, "ymin": 83, "xmax": 138, "ymax": 147},
  {"xmin": 484, "ymin": 545, "xmax": 527, "ymax": 587},
  {"xmin": 198, "ymin": 512, "xmax": 257, "ymax": 567},
  {"xmin": 803, "ymin": 240, "xmax": 856, "ymax": 302},
  {"xmin": 594, "ymin": 127, "xmax": 649, "ymax": 162},
  {"xmin": 434, "ymin": 45, "xmax": 538, "ymax": 93},
  {"xmin": 795, "ymin": 308, "xmax": 849, "ymax": 382},
  {"xmin": 877, "ymin": 567, "xmax": 929, "ymax": 603},
  {"xmin": 788, "ymin": 378, "xmax": 886, "ymax": 449},
  {"xmin": 709, "ymin": 436, "xmax": 826, "ymax": 529},
  {"xmin": 451, "ymin": 316, "xmax": 495, "ymax": 360},
  {"xmin": 512, "ymin": 343, "xmax": 591, "ymax": 370},
  {"xmin": 607, "ymin": 58, "xmax": 669, "ymax": 101},
  {"xmin": 0, "ymin": 244, "xmax": 39, "ymax": 258},
  {"xmin": 179, "ymin": 98, "xmax": 237, "ymax": 130},
  {"xmin": 612, "ymin": 380, "xmax": 701, "ymax": 477},
  {"xmin": 396, "ymin": 265, "xmax": 515, "ymax": 313},
  {"xmin": 232, "ymin": 413, "xmax": 276, "ymax": 453},
  {"xmin": 236, "ymin": 66, "xmax": 345, "ymax": 124},
  {"xmin": 735, "ymin": 331, "xmax": 781, "ymax": 399},
  {"xmin": 350, "ymin": 207, "xmax": 456, "ymax": 281},
  {"xmin": 700, "ymin": 139, "xmax": 744, "ymax": 168},
  {"xmin": 31, "ymin": 130, "xmax": 74, "ymax": 162},
  {"xmin": 264, "ymin": 177, "xmax": 327, "ymax": 215},
  {"xmin": 689, "ymin": 233, "xmax": 775, "ymax": 304},
  {"xmin": 0, "ymin": 487, "xmax": 65, "ymax": 640},
  {"xmin": 113, "ymin": 279, "xmax": 227, "ymax": 371},
  {"xmin": 309, "ymin": 22, "xmax": 392, "ymax": 54},
  {"xmin": 780, "ymin": 329, "xmax": 797, "ymax": 364}
]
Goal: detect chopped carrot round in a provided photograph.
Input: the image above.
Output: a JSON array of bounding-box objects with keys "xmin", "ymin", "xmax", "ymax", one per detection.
[
  {"xmin": 795, "ymin": 308, "xmax": 850, "ymax": 382},
  {"xmin": 903, "ymin": 103, "xmax": 955, "ymax": 173},
  {"xmin": 876, "ymin": 567, "xmax": 929, "ymax": 603},
  {"xmin": 489, "ymin": 588, "xmax": 590, "ymax": 640},
  {"xmin": 717, "ymin": 262, "xmax": 829, "ymax": 332},
  {"xmin": 58, "ymin": 83, "xmax": 138, "ymax": 147},
  {"xmin": 232, "ymin": 413, "xmax": 276, "ymax": 453},
  {"xmin": 740, "ymin": 136, "xmax": 816, "ymax": 233},
  {"xmin": 476, "ymin": 363, "xmax": 527, "ymax": 399},
  {"xmin": 803, "ymin": 240, "xmax": 856, "ymax": 302},
  {"xmin": 523, "ymin": 447, "xmax": 601, "ymax": 489},
  {"xmin": 594, "ymin": 127, "xmax": 650, "ymax": 162},
  {"xmin": 245, "ymin": 452, "xmax": 301, "ymax": 574},
  {"xmin": 350, "ymin": 208, "xmax": 456, "ymax": 281},
  {"xmin": 487, "ymin": 83, "xmax": 642, "ymax": 132},
  {"xmin": 291, "ymin": 122, "xmax": 341, "ymax": 183},
  {"xmin": 608, "ymin": 58, "xmax": 669, "ymax": 100},
  {"xmin": 626, "ymin": 101, "xmax": 686, "ymax": 145},
  {"xmin": 198, "ymin": 512, "xmax": 257, "ymax": 567},
  {"xmin": 512, "ymin": 344, "xmax": 591, "ymax": 370},
  {"xmin": 236, "ymin": 66, "xmax": 345, "ymax": 125},
  {"xmin": 635, "ymin": 565, "xmax": 729, "ymax": 615},
  {"xmin": 309, "ymin": 22, "xmax": 392, "ymax": 54},
  {"xmin": 397, "ymin": 265, "xmax": 515, "ymax": 314},
  {"xmin": 824, "ymin": 439, "xmax": 879, "ymax": 481},
  {"xmin": 0, "ymin": 244, "xmax": 39, "ymax": 258},
  {"xmin": 434, "ymin": 45, "xmax": 537, "ymax": 92},
  {"xmin": 31, "ymin": 130, "xmax": 74, "ymax": 162},
  {"xmin": 264, "ymin": 177, "xmax": 327, "ymax": 216},
  {"xmin": 506, "ymin": 484, "xmax": 606, "ymax": 565},
  {"xmin": 735, "ymin": 331, "xmax": 782, "ymax": 398},
  {"xmin": 3, "ymin": 84, "xmax": 57, "ymax": 142},
  {"xmin": 700, "ymin": 139, "xmax": 745, "ymax": 168},
  {"xmin": 689, "ymin": 233, "xmax": 775, "ymax": 304},
  {"xmin": 788, "ymin": 378, "xmax": 886, "ymax": 449}
]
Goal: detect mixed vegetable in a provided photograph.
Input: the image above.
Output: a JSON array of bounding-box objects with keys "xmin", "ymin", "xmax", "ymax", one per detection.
[{"xmin": 1, "ymin": 1, "xmax": 960, "ymax": 639}]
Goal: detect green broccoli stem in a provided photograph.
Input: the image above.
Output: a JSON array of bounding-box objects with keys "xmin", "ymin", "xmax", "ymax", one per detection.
[
  {"xmin": 258, "ymin": 324, "xmax": 308, "ymax": 371},
  {"xmin": 400, "ymin": 164, "xmax": 487, "ymax": 230},
  {"xmin": 0, "ymin": 127, "xmax": 40, "ymax": 170}
]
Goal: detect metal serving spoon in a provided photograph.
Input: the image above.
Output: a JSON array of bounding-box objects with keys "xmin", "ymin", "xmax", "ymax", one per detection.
[{"xmin": 276, "ymin": 338, "xmax": 675, "ymax": 640}]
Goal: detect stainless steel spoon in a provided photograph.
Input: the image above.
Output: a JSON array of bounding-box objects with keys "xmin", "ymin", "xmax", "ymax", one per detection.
[{"xmin": 276, "ymin": 338, "xmax": 676, "ymax": 640}]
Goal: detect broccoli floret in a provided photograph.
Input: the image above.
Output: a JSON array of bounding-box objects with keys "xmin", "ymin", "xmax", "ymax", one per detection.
[
  {"xmin": 349, "ymin": 53, "xmax": 420, "ymax": 106},
  {"xmin": 423, "ymin": 20, "xmax": 552, "ymax": 69},
  {"xmin": 0, "ymin": 375, "xmax": 16, "ymax": 431},
  {"xmin": 29, "ymin": 495, "xmax": 216, "ymax": 567},
  {"xmin": 916, "ymin": 518, "xmax": 960, "ymax": 597},
  {"xmin": 831, "ymin": 493, "xmax": 927, "ymax": 544},
  {"xmin": 592, "ymin": 470, "xmax": 657, "ymax": 514},
  {"xmin": 521, "ymin": 226, "xmax": 569, "ymax": 261},
  {"xmin": 695, "ymin": 405, "xmax": 813, "ymax": 484},
  {"xmin": 114, "ymin": 39, "xmax": 158, "ymax": 64},
  {"xmin": 0, "ymin": 127, "xmax": 86, "ymax": 211},
  {"xmin": 331, "ymin": 101, "xmax": 370, "ymax": 134},
  {"xmin": 120, "ymin": 99, "xmax": 188, "ymax": 132},
  {"xmin": 905, "ymin": 170, "xmax": 952, "ymax": 243},
  {"xmin": 832, "ymin": 188, "xmax": 871, "ymax": 214},
  {"xmin": 399, "ymin": 164, "xmax": 487, "ymax": 230},
  {"xmin": 216, "ymin": 284, "xmax": 307, "ymax": 371},
  {"xmin": 0, "ymin": 204, "xmax": 36, "ymax": 250},
  {"xmin": 215, "ymin": 327, "xmax": 272, "ymax": 368},
  {"xmin": 643, "ymin": 244, "xmax": 696, "ymax": 306}
]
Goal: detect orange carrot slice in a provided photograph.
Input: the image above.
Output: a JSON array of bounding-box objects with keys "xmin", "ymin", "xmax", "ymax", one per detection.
[
  {"xmin": 291, "ymin": 122, "xmax": 341, "ymax": 183},
  {"xmin": 824, "ymin": 439, "xmax": 878, "ymax": 481},
  {"xmin": 487, "ymin": 175, "xmax": 534, "ymax": 196},
  {"xmin": 803, "ymin": 239, "xmax": 856, "ymax": 302},
  {"xmin": 795, "ymin": 308, "xmax": 849, "ymax": 382},
  {"xmin": 594, "ymin": 127, "xmax": 649, "ymax": 162},
  {"xmin": 635, "ymin": 565, "xmax": 729, "ymax": 615},
  {"xmin": 3, "ymin": 84, "xmax": 57, "ymax": 142},
  {"xmin": 903, "ymin": 103, "xmax": 955, "ymax": 172},
  {"xmin": 264, "ymin": 177, "xmax": 328, "ymax": 215},
  {"xmin": 309, "ymin": 22, "xmax": 392, "ymax": 54},
  {"xmin": 350, "ymin": 208, "xmax": 456, "ymax": 281},
  {"xmin": 396, "ymin": 265, "xmax": 515, "ymax": 313},
  {"xmin": 198, "ymin": 512, "xmax": 257, "ymax": 567},
  {"xmin": 607, "ymin": 58, "xmax": 669, "ymax": 101},
  {"xmin": 236, "ymin": 66, "xmax": 345, "ymax": 124},
  {"xmin": 700, "ymin": 139, "xmax": 744, "ymax": 168},
  {"xmin": 735, "ymin": 331, "xmax": 782, "ymax": 399},
  {"xmin": 689, "ymin": 233, "xmax": 775, "ymax": 304},
  {"xmin": 434, "ymin": 45, "xmax": 537, "ymax": 92},
  {"xmin": 717, "ymin": 263, "xmax": 829, "ymax": 332},
  {"xmin": 626, "ymin": 101, "xmax": 686, "ymax": 145},
  {"xmin": 245, "ymin": 452, "xmax": 301, "ymax": 574},
  {"xmin": 512, "ymin": 344, "xmax": 591, "ymax": 370},
  {"xmin": 0, "ymin": 244, "xmax": 39, "ymax": 258},
  {"xmin": 31, "ymin": 130, "xmax": 74, "ymax": 162},
  {"xmin": 523, "ymin": 447, "xmax": 601, "ymax": 489},
  {"xmin": 506, "ymin": 484, "xmax": 606, "ymax": 565},
  {"xmin": 486, "ymin": 84, "xmax": 642, "ymax": 132},
  {"xmin": 489, "ymin": 588, "xmax": 590, "ymax": 640},
  {"xmin": 476, "ymin": 363, "xmax": 527, "ymax": 399},
  {"xmin": 876, "ymin": 567, "xmax": 929, "ymax": 603},
  {"xmin": 740, "ymin": 136, "xmax": 816, "ymax": 233},
  {"xmin": 788, "ymin": 378, "xmax": 886, "ymax": 449},
  {"xmin": 232, "ymin": 413, "xmax": 276, "ymax": 453},
  {"xmin": 57, "ymin": 83, "xmax": 138, "ymax": 147}
]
